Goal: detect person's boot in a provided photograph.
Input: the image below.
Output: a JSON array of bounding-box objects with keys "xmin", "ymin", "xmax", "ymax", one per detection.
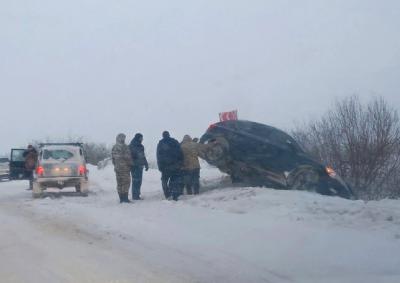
[
  {"xmin": 132, "ymin": 188, "xmax": 140, "ymax": 200},
  {"xmin": 27, "ymin": 179, "xmax": 33, "ymax": 190},
  {"xmin": 123, "ymin": 193, "xmax": 131, "ymax": 203},
  {"xmin": 163, "ymin": 188, "xmax": 171, "ymax": 199},
  {"xmin": 194, "ymin": 180, "xmax": 200, "ymax": 195},
  {"xmin": 118, "ymin": 193, "xmax": 123, "ymax": 203}
]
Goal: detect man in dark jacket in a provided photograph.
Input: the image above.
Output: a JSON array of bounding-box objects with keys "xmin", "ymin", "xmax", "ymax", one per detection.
[
  {"xmin": 23, "ymin": 145, "xmax": 38, "ymax": 190},
  {"xmin": 129, "ymin": 133, "xmax": 149, "ymax": 200},
  {"xmin": 157, "ymin": 131, "xmax": 184, "ymax": 201}
]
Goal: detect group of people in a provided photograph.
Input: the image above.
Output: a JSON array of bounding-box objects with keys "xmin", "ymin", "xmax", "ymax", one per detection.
[{"xmin": 111, "ymin": 131, "xmax": 203, "ymax": 203}]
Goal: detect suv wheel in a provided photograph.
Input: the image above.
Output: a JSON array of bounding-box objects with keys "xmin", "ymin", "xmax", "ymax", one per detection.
[
  {"xmin": 76, "ymin": 180, "xmax": 89, "ymax": 195},
  {"xmin": 32, "ymin": 182, "xmax": 43, "ymax": 198},
  {"xmin": 204, "ymin": 137, "xmax": 229, "ymax": 163}
]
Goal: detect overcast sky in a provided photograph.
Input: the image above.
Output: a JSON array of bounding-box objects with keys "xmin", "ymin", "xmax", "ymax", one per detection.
[{"xmin": 1, "ymin": 0, "xmax": 399, "ymax": 154}]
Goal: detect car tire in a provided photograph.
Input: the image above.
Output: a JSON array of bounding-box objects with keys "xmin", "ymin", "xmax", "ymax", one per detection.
[
  {"xmin": 76, "ymin": 180, "xmax": 89, "ymax": 195},
  {"xmin": 318, "ymin": 180, "xmax": 354, "ymax": 199},
  {"xmin": 204, "ymin": 137, "xmax": 229, "ymax": 163},
  {"xmin": 287, "ymin": 166, "xmax": 320, "ymax": 192},
  {"xmin": 230, "ymin": 174, "xmax": 243, "ymax": 183},
  {"xmin": 32, "ymin": 182, "xmax": 43, "ymax": 198}
]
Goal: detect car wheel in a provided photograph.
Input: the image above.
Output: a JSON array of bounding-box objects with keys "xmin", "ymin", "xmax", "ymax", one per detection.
[
  {"xmin": 76, "ymin": 180, "xmax": 89, "ymax": 195},
  {"xmin": 32, "ymin": 182, "xmax": 43, "ymax": 198},
  {"xmin": 230, "ymin": 174, "xmax": 243, "ymax": 183},
  {"xmin": 288, "ymin": 166, "xmax": 320, "ymax": 191},
  {"xmin": 204, "ymin": 137, "xmax": 229, "ymax": 163},
  {"xmin": 318, "ymin": 180, "xmax": 354, "ymax": 199}
]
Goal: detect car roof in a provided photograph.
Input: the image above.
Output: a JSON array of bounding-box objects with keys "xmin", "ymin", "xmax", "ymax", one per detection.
[
  {"xmin": 40, "ymin": 145, "xmax": 81, "ymax": 152},
  {"xmin": 216, "ymin": 120, "xmax": 278, "ymax": 131},
  {"xmin": 210, "ymin": 120, "xmax": 303, "ymax": 151},
  {"xmin": 213, "ymin": 120, "xmax": 289, "ymax": 137},
  {"xmin": 39, "ymin": 143, "xmax": 83, "ymax": 147}
]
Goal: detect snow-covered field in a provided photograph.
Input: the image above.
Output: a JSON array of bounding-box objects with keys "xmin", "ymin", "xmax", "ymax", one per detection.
[{"xmin": 1, "ymin": 164, "xmax": 400, "ymax": 283}]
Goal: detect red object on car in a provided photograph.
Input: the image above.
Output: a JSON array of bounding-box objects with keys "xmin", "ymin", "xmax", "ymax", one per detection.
[{"xmin": 219, "ymin": 110, "xmax": 238, "ymax": 122}]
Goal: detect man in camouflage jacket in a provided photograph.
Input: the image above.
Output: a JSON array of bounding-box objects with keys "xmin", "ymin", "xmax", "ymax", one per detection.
[{"xmin": 112, "ymin": 133, "xmax": 133, "ymax": 203}]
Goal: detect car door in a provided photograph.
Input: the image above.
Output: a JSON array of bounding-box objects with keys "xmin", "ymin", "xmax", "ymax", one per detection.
[{"xmin": 10, "ymin": 149, "xmax": 27, "ymax": 179}]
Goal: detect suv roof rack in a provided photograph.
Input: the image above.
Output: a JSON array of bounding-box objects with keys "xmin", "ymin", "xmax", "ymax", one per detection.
[{"xmin": 39, "ymin": 143, "xmax": 84, "ymax": 148}]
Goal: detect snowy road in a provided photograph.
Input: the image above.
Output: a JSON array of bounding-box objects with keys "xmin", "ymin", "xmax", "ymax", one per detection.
[
  {"xmin": 0, "ymin": 203, "xmax": 185, "ymax": 283},
  {"xmin": 1, "ymin": 165, "xmax": 400, "ymax": 283}
]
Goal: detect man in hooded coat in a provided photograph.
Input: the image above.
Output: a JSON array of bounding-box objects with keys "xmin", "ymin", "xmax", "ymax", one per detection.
[
  {"xmin": 112, "ymin": 133, "xmax": 133, "ymax": 203},
  {"xmin": 181, "ymin": 135, "xmax": 201, "ymax": 195},
  {"xmin": 23, "ymin": 145, "xmax": 38, "ymax": 190}
]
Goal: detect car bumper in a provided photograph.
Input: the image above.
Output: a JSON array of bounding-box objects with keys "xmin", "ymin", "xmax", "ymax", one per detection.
[{"xmin": 36, "ymin": 176, "xmax": 85, "ymax": 188}]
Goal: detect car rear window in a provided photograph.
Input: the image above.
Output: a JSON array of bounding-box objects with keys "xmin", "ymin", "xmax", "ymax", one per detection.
[
  {"xmin": 11, "ymin": 150, "xmax": 25, "ymax": 162},
  {"xmin": 0, "ymin": 158, "xmax": 9, "ymax": 163},
  {"xmin": 42, "ymin": 149, "xmax": 75, "ymax": 161}
]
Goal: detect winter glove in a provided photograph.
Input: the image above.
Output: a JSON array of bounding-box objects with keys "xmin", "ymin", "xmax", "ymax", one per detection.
[{"xmin": 145, "ymin": 166, "xmax": 149, "ymax": 171}]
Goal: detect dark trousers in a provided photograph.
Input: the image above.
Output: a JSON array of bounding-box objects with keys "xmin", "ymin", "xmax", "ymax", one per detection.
[
  {"xmin": 184, "ymin": 169, "xmax": 200, "ymax": 195},
  {"xmin": 131, "ymin": 166, "xmax": 144, "ymax": 200},
  {"xmin": 161, "ymin": 170, "xmax": 183, "ymax": 200},
  {"xmin": 26, "ymin": 170, "xmax": 34, "ymax": 190}
]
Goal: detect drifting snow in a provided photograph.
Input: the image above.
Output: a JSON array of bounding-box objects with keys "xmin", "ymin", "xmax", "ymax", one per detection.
[{"xmin": 0, "ymin": 164, "xmax": 399, "ymax": 283}]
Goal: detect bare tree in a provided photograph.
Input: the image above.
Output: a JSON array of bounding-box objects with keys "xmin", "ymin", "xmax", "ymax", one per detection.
[
  {"xmin": 83, "ymin": 142, "xmax": 111, "ymax": 165},
  {"xmin": 293, "ymin": 96, "xmax": 400, "ymax": 200}
]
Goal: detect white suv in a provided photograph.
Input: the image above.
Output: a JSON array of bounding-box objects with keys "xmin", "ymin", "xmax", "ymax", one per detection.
[{"xmin": 33, "ymin": 143, "xmax": 89, "ymax": 198}]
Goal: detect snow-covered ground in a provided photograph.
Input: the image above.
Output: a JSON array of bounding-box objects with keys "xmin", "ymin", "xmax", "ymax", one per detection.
[{"xmin": 1, "ymin": 164, "xmax": 400, "ymax": 283}]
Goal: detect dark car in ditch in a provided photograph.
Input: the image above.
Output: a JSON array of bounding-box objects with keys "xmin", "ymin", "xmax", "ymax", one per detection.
[{"xmin": 200, "ymin": 120, "xmax": 354, "ymax": 199}]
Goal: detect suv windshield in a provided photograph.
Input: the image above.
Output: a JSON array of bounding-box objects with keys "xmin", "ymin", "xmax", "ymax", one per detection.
[{"xmin": 42, "ymin": 149, "xmax": 74, "ymax": 161}]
